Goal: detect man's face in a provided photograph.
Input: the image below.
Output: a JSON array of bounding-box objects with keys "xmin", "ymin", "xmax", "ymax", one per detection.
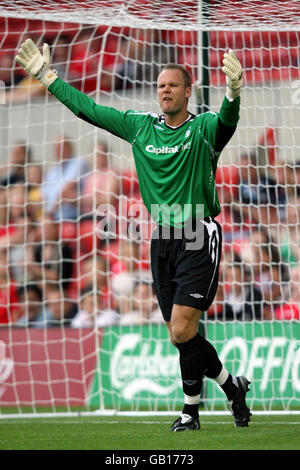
[
  {"xmin": 54, "ymin": 137, "xmax": 72, "ymax": 162},
  {"xmin": 11, "ymin": 145, "xmax": 26, "ymax": 166},
  {"xmin": 95, "ymin": 143, "xmax": 108, "ymax": 169},
  {"xmin": 20, "ymin": 290, "xmax": 41, "ymax": 321},
  {"xmin": 134, "ymin": 284, "xmax": 155, "ymax": 315},
  {"xmin": 157, "ymin": 69, "xmax": 191, "ymax": 116}
]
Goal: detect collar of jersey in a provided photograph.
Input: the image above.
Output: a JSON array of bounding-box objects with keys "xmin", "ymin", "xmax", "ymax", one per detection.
[{"xmin": 158, "ymin": 112, "xmax": 195, "ymax": 130}]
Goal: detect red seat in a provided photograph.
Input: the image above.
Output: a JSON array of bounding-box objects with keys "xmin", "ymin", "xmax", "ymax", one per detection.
[
  {"xmin": 175, "ymin": 31, "xmax": 197, "ymax": 46},
  {"xmin": 210, "ymin": 31, "xmax": 234, "ymax": 49}
]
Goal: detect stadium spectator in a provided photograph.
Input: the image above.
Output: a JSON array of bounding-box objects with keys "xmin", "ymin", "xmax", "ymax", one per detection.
[
  {"xmin": 26, "ymin": 163, "xmax": 44, "ymax": 220},
  {"xmin": 238, "ymin": 152, "xmax": 281, "ymax": 234},
  {"xmin": 80, "ymin": 140, "xmax": 119, "ymax": 218},
  {"xmin": 221, "ymin": 252, "xmax": 263, "ymax": 321},
  {"xmin": 16, "ymin": 284, "xmax": 48, "ymax": 327},
  {"xmin": 44, "ymin": 284, "xmax": 75, "ymax": 327},
  {"xmin": 43, "ymin": 135, "xmax": 87, "ymax": 221},
  {"xmin": 0, "ymin": 162, "xmax": 42, "ymax": 285},
  {"xmin": 111, "ymin": 238, "xmax": 142, "ymax": 275},
  {"xmin": 119, "ymin": 280, "xmax": 163, "ymax": 325},
  {"xmin": 0, "ymin": 248, "xmax": 19, "ymax": 324},
  {"xmin": 215, "ymin": 165, "xmax": 243, "ymax": 243},
  {"xmin": 0, "ymin": 184, "xmax": 25, "ymax": 227},
  {"xmin": 111, "ymin": 271, "xmax": 136, "ymax": 316},
  {"xmin": 50, "ymin": 34, "xmax": 78, "ymax": 85},
  {"xmin": 25, "ymin": 215, "xmax": 74, "ymax": 294},
  {"xmin": 0, "ymin": 141, "xmax": 32, "ymax": 188},
  {"xmin": 69, "ymin": 254, "xmax": 113, "ymax": 310},
  {"xmin": 0, "ymin": 51, "xmax": 24, "ymax": 90},
  {"xmin": 274, "ymin": 266, "xmax": 300, "ymax": 320},
  {"xmin": 251, "ymin": 229, "xmax": 289, "ymax": 319},
  {"xmin": 232, "ymin": 224, "xmax": 290, "ymax": 320},
  {"xmin": 294, "ymin": 160, "xmax": 300, "ymax": 193},
  {"xmin": 109, "ymin": 238, "xmax": 149, "ymax": 314},
  {"xmin": 0, "ymin": 184, "xmax": 35, "ymax": 257},
  {"xmin": 8, "ymin": 215, "xmax": 37, "ymax": 286},
  {"xmin": 277, "ymin": 196, "xmax": 300, "ymax": 268},
  {"xmin": 71, "ymin": 284, "xmax": 119, "ymax": 328},
  {"xmin": 272, "ymin": 159, "xmax": 300, "ymax": 202},
  {"xmin": 272, "ymin": 160, "xmax": 296, "ymax": 207}
]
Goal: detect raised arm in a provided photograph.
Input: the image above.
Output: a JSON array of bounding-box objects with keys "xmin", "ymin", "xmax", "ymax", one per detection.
[
  {"xmin": 15, "ymin": 39, "xmax": 133, "ymax": 142},
  {"xmin": 215, "ymin": 49, "xmax": 243, "ymax": 152},
  {"xmin": 16, "ymin": 39, "xmax": 58, "ymax": 89}
]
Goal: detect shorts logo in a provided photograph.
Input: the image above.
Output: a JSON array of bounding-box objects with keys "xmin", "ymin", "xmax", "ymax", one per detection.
[{"xmin": 189, "ymin": 293, "xmax": 204, "ymax": 298}]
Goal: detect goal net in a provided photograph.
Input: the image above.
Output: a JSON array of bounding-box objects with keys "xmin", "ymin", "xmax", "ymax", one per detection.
[{"xmin": 0, "ymin": 0, "xmax": 300, "ymax": 417}]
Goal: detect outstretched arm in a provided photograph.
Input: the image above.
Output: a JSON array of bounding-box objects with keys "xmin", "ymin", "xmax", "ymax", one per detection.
[
  {"xmin": 15, "ymin": 39, "xmax": 132, "ymax": 142},
  {"xmin": 16, "ymin": 38, "xmax": 58, "ymax": 89},
  {"xmin": 215, "ymin": 50, "xmax": 243, "ymax": 153}
]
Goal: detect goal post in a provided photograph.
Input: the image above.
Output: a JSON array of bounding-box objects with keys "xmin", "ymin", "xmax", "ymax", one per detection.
[{"xmin": 0, "ymin": 0, "xmax": 299, "ymax": 417}]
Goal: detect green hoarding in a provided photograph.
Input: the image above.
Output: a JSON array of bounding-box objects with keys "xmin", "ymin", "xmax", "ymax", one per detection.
[
  {"xmin": 206, "ymin": 321, "xmax": 300, "ymax": 407},
  {"xmin": 88, "ymin": 324, "xmax": 183, "ymax": 410},
  {"xmin": 88, "ymin": 322, "xmax": 300, "ymax": 409}
]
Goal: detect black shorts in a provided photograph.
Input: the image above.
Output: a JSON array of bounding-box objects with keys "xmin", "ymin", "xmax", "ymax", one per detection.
[{"xmin": 150, "ymin": 217, "xmax": 222, "ymax": 321}]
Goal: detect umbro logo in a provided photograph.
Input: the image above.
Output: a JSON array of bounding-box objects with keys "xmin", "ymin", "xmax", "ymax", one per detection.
[{"xmin": 189, "ymin": 293, "xmax": 204, "ymax": 298}]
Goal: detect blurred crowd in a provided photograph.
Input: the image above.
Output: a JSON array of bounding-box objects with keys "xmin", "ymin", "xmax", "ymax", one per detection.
[
  {"xmin": 0, "ymin": 27, "xmax": 178, "ymax": 103},
  {"xmin": 0, "ymin": 136, "xmax": 299, "ymax": 329},
  {"xmin": 1, "ymin": 22, "xmax": 299, "ymax": 104},
  {"xmin": 0, "ymin": 24, "xmax": 299, "ymax": 328},
  {"xmin": 0, "ymin": 137, "xmax": 162, "ymax": 328}
]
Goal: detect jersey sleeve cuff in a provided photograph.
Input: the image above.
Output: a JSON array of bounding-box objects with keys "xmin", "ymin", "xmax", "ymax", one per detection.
[{"xmin": 219, "ymin": 95, "xmax": 240, "ymax": 128}]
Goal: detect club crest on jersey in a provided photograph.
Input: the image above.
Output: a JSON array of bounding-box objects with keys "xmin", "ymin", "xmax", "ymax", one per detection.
[{"xmin": 185, "ymin": 127, "xmax": 191, "ymax": 138}]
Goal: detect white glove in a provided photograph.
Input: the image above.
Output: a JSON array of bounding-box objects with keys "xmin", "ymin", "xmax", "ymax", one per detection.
[
  {"xmin": 16, "ymin": 38, "xmax": 58, "ymax": 88},
  {"xmin": 222, "ymin": 49, "xmax": 243, "ymax": 101}
]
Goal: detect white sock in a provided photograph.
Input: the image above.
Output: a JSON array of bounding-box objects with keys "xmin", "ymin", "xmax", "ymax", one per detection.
[
  {"xmin": 213, "ymin": 366, "xmax": 229, "ymax": 386},
  {"xmin": 184, "ymin": 393, "xmax": 201, "ymax": 405}
]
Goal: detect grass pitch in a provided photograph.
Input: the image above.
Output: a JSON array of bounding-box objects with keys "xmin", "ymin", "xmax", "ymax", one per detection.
[{"xmin": 0, "ymin": 413, "xmax": 299, "ymax": 451}]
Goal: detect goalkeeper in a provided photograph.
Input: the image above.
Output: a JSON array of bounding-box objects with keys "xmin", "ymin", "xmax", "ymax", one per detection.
[{"xmin": 16, "ymin": 39, "xmax": 251, "ymax": 431}]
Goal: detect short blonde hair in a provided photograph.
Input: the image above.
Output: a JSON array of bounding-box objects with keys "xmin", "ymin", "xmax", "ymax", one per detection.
[{"xmin": 160, "ymin": 63, "xmax": 192, "ymax": 89}]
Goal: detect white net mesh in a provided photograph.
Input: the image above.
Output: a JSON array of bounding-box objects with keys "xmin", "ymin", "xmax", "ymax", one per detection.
[
  {"xmin": 1, "ymin": 0, "xmax": 300, "ymax": 30},
  {"xmin": 0, "ymin": 0, "xmax": 299, "ymax": 415}
]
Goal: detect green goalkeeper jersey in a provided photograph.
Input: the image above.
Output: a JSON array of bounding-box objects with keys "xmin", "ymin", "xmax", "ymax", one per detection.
[{"xmin": 49, "ymin": 78, "xmax": 240, "ymax": 227}]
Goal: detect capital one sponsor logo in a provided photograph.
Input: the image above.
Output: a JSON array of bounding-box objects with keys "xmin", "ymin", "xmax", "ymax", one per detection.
[
  {"xmin": 145, "ymin": 141, "xmax": 191, "ymax": 155},
  {"xmin": 0, "ymin": 341, "xmax": 14, "ymax": 398}
]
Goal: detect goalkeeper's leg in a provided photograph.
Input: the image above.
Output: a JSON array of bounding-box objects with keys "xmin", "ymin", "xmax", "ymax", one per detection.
[
  {"xmin": 151, "ymin": 220, "xmax": 251, "ymax": 431},
  {"xmin": 167, "ymin": 305, "xmax": 251, "ymax": 431}
]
